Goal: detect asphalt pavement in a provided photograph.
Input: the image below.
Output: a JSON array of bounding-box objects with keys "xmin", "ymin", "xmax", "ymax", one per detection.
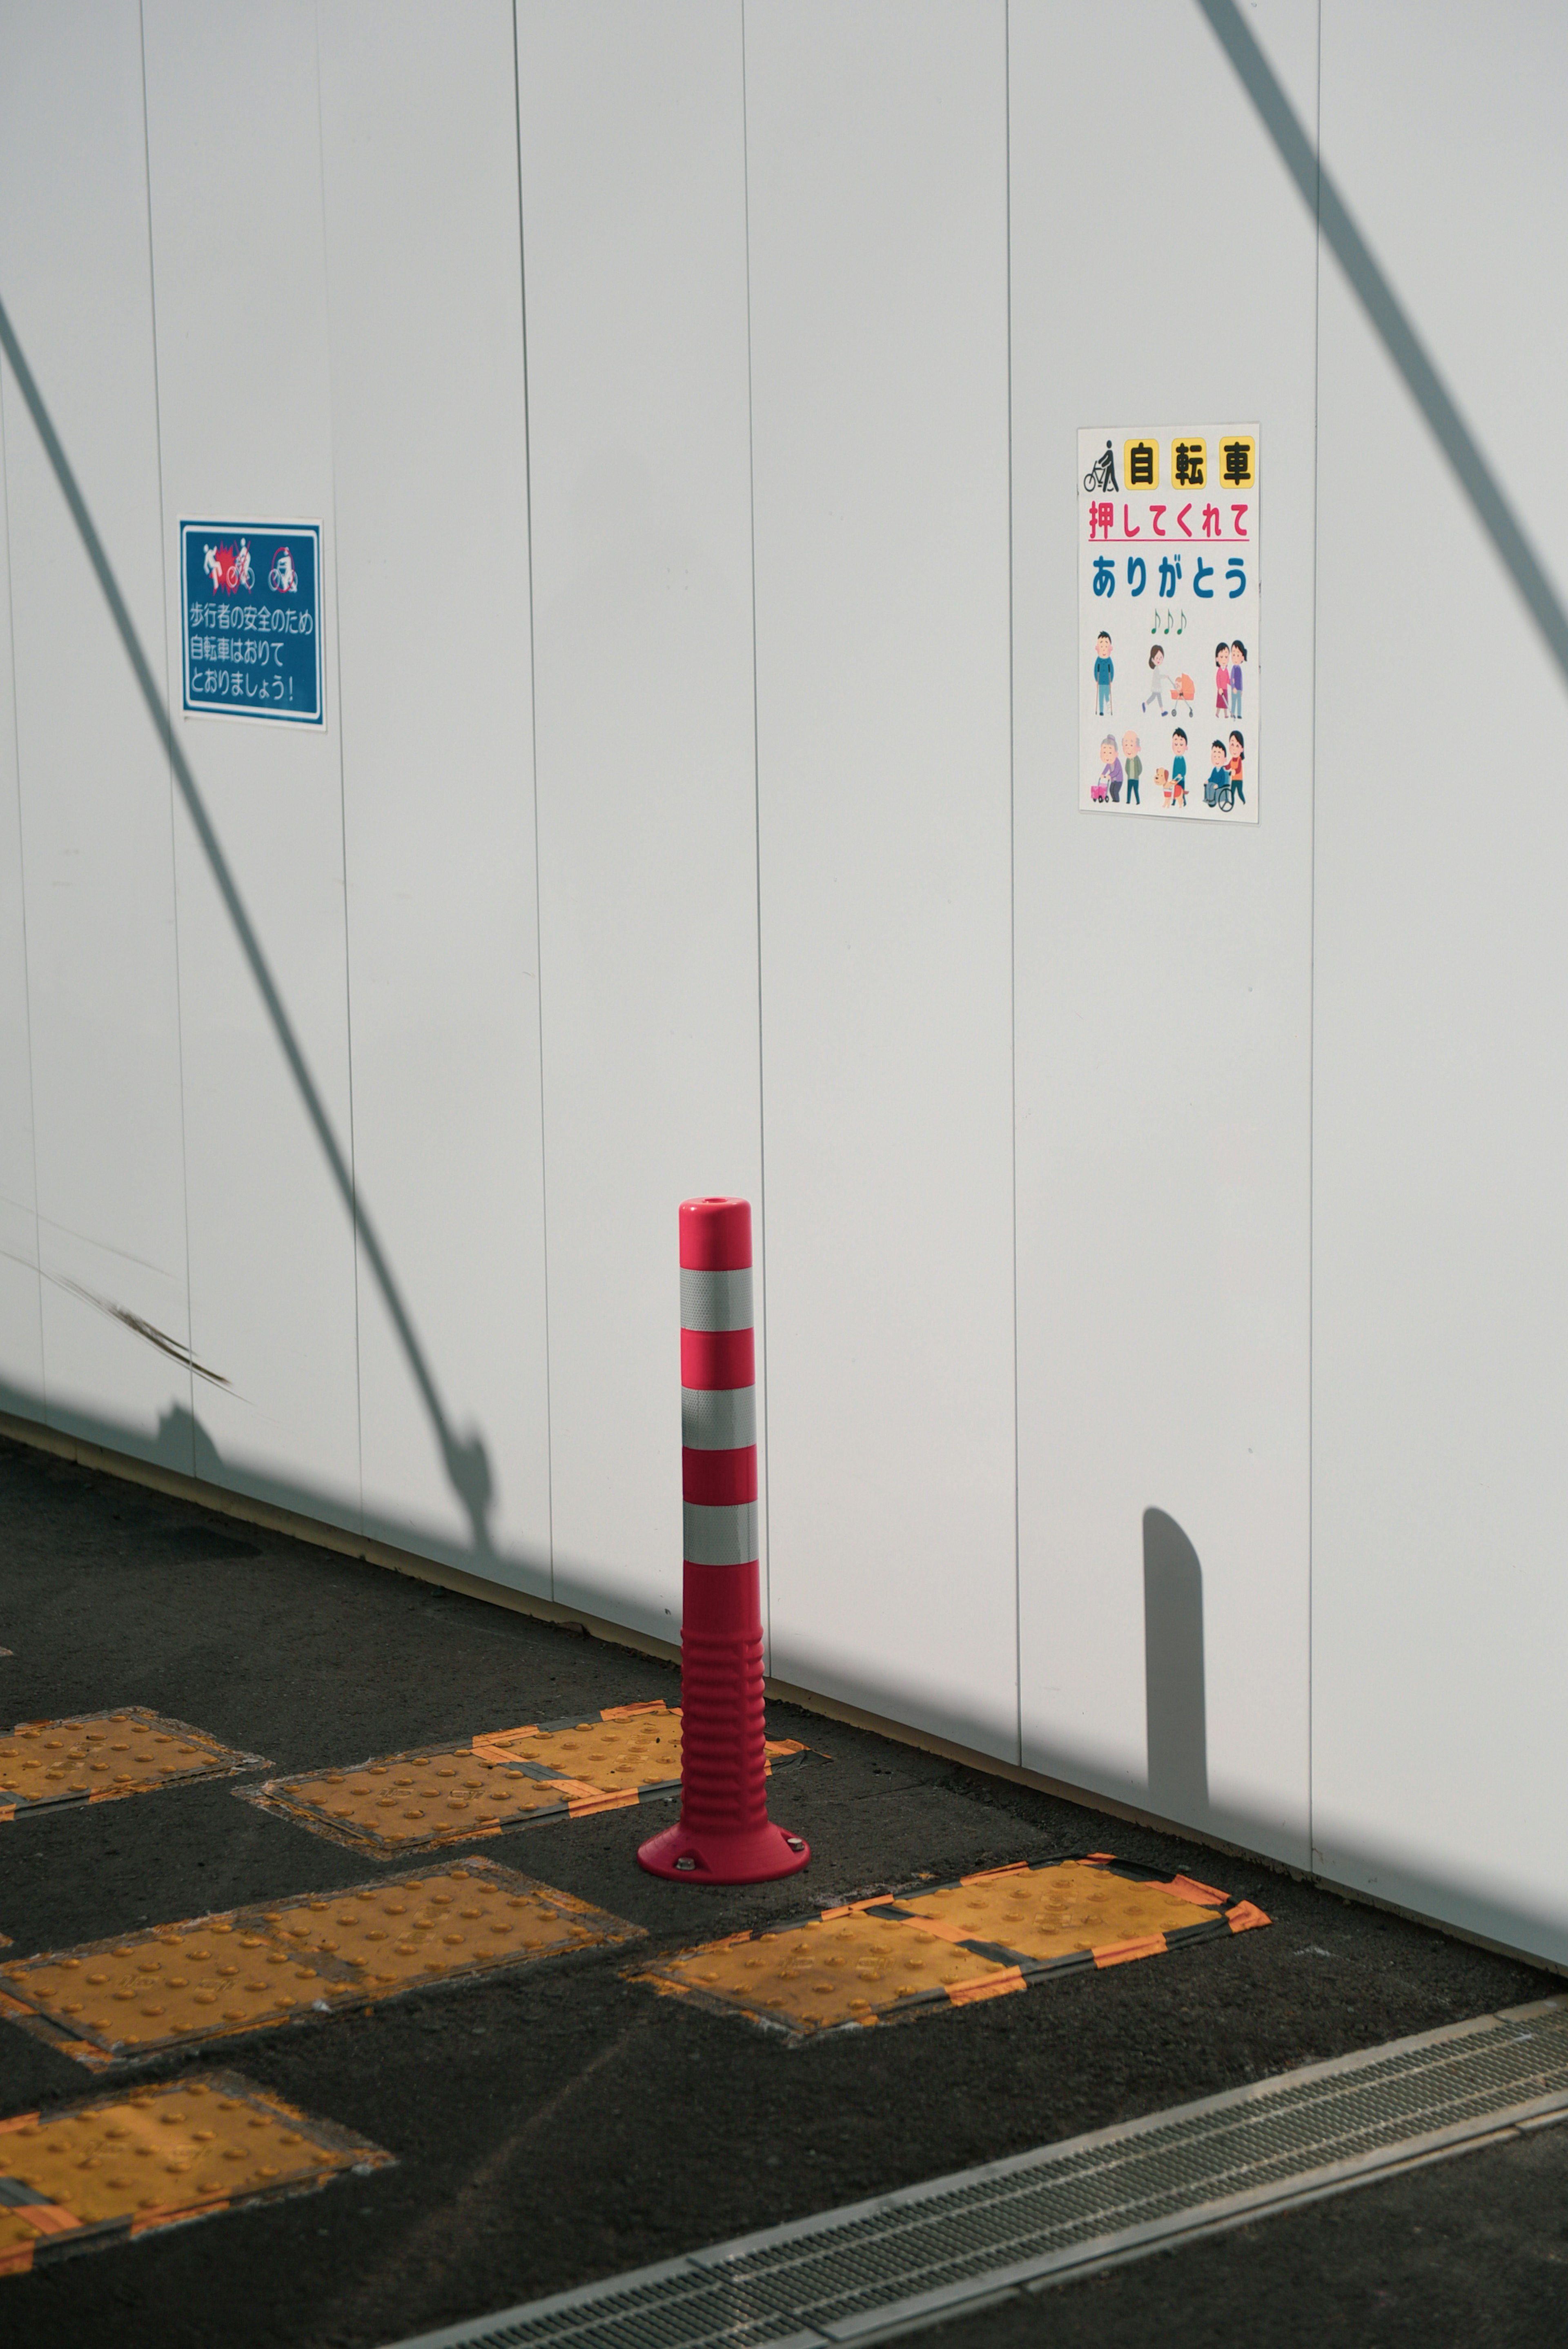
[{"xmin": 0, "ymin": 1431, "xmax": 1564, "ymax": 2349}]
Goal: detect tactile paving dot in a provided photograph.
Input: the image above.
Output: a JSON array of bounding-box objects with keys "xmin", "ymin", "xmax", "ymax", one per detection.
[
  {"xmin": 479, "ymin": 1706, "xmax": 684, "ymax": 1790},
  {"xmin": 242, "ymin": 1701, "xmax": 806, "ymax": 1856},
  {"xmin": 0, "ymin": 2071, "xmax": 389, "ymax": 2277},
  {"xmin": 271, "ymin": 1753, "xmax": 578, "ymax": 1843},
  {"xmin": 632, "ymin": 1858, "xmax": 1267, "ymax": 2035},
  {"xmin": 0, "ymin": 1863, "xmax": 644, "ymax": 2068},
  {"xmin": 646, "ymin": 1913, "xmax": 1011, "ymax": 2031},
  {"xmin": 0, "ymin": 1708, "xmax": 266, "ymax": 1819}
]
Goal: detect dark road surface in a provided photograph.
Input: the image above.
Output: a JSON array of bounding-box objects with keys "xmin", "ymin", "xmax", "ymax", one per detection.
[{"xmin": 0, "ymin": 1431, "xmax": 1564, "ymax": 2349}]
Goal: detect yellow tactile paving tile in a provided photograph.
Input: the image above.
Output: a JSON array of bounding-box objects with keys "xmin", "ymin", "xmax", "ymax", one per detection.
[
  {"xmin": 0, "ymin": 2070, "xmax": 390, "ymax": 2279},
  {"xmin": 239, "ymin": 1698, "xmax": 807, "ymax": 1857},
  {"xmin": 0, "ymin": 1707, "xmax": 268, "ymax": 1824},
  {"xmin": 632, "ymin": 1854, "xmax": 1270, "ymax": 2036},
  {"xmin": 0, "ymin": 1858, "xmax": 643, "ymax": 2071}
]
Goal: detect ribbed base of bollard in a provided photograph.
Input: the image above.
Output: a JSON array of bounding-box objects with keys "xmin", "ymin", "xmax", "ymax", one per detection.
[{"xmin": 637, "ymin": 1816, "xmax": 810, "ymax": 1884}]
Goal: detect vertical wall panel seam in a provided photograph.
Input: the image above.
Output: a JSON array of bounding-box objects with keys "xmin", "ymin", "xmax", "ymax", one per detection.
[
  {"xmin": 1004, "ymin": 0, "xmax": 1021, "ymax": 1770},
  {"xmin": 137, "ymin": 0, "xmax": 195, "ymax": 1472},
  {"xmin": 1307, "ymin": 0, "xmax": 1323, "ymax": 1875},
  {"xmin": 0, "ymin": 355, "xmax": 46, "ymax": 1401},
  {"xmin": 312, "ymin": 0, "xmax": 366, "ymax": 1536},
  {"xmin": 512, "ymin": 0, "xmax": 554, "ymax": 1599},
  {"xmin": 739, "ymin": 0, "xmax": 773, "ymax": 1670}
]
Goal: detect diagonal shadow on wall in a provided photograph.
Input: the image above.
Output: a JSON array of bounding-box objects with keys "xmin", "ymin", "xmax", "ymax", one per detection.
[
  {"xmin": 1195, "ymin": 0, "xmax": 1568, "ymax": 692},
  {"xmin": 0, "ymin": 292, "xmax": 497, "ymax": 1562}
]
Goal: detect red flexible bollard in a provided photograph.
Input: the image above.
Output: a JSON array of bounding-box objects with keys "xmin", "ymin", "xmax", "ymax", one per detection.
[{"xmin": 638, "ymin": 1197, "xmax": 809, "ymax": 1884}]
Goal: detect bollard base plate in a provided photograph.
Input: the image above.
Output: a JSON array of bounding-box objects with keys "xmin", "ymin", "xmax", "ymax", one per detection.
[{"xmin": 637, "ymin": 1817, "xmax": 810, "ymax": 1885}]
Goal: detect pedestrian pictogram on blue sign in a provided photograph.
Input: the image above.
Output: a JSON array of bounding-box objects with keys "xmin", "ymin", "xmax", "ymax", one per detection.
[{"xmin": 180, "ymin": 521, "xmax": 323, "ymax": 725}]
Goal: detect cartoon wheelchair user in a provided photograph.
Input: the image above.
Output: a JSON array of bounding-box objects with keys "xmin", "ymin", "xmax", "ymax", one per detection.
[{"xmin": 1204, "ymin": 739, "xmax": 1236, "ymax": 812}]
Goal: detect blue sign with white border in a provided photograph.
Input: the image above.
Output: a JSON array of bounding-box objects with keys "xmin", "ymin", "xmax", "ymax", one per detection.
[{"xmin": 180, "ymin": 520, "xmax": 323, "ymax": 725}]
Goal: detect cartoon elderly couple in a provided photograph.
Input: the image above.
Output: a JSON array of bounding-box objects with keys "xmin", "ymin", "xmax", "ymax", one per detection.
[{"xmin": 1098, "ymin": 728, "xmax": 1147, "ymax": 805}]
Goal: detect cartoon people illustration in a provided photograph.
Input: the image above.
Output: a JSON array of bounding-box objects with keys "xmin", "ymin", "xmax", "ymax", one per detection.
[
  {"xmin": 1227, "ymin": 729, "xmax": 1245, "ymax": 806},
  {"xmin": 1099, "ymin": 735, "xmax": 1124, "ymax": 804},
  {"xmin": 234, "ymin": 539, "xmax": 254, "ymax": 591},
  {"xmin": 1142, "ymin": 644, "xmax": 1170, "ymax": 716},
  {"xmin": 1169, "ymin": 666, "xmax": 1195, "ymax": 717},
  {"xmin": 1094, "ymin": 631, "xmax": 1114, "ymax": 717},
  {"xmin": 1215, "ymin": 642, "xmax": 1232, "ymax": 718},
  {"xmin": 1122, "ymin": 730, "xmax": 1142, "ymax": 806},
  {"xmin": 1205, "ymin": 740, "xmax": 1230, "ymax": 808},
  {"xmin": 1169, "ymin": 726, "xmax": 1188, "ymax": 806},
  {"xmin": 1229, "ymin": 639, "xmax": 1246, "ymax": 720}
]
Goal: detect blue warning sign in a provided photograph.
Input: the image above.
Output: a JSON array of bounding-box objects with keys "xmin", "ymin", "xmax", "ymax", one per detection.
[{"xmin": 180, "ymin": 521, "xmax": 323, "ymax": 725}]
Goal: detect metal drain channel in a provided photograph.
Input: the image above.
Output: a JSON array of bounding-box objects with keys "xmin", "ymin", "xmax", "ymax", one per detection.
[{"xmin": 386, "ymin": 1997, "xmax": 1568, "ymax": 2349}]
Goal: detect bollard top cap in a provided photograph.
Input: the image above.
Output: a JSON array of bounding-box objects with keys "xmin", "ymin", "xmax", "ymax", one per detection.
[{"xmin": 680, "ymin": 1197, "xmax": 752, "ymax": 1270}]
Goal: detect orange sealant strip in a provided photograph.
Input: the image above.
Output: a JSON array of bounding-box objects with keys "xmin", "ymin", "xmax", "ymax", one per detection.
[
  {"xmin": 958, "ymin": 1862, "xmax": 1030, "ymax": 1887},
  {"xmin": 16, "ymin": 2200, "xmax": 82, "ymax": 2238},
  {"xmin": 600, "ymin": 1702, "xmax": 669, "ymax": 1720},
  {"xmin": 947, "ymin": 1968, "xmax": 1027, "ymax": 2006},
  {"xmin": 0, "ymin": 2241, "xmax": 34, "ymax": 2276},
  {"xmin": 1164, "ymin": 1874, "xmax": 1230, "ymax": 1907},
  {"xmin": 566, "ymin": 1789, "xmax": 640, "ymax": 1818},
  {"xmin": 1227, "ymin": 1901, "xmax": 1271, "ymax": 1933},
  {"xmin": 131, "ymin": 2193, "xmax": 229, "ymax": 2236},
  {"xmin": 1093, "ymin": 1933, "xmax": 1168, "ymax": 1968},
  {"xmin": 0, "ymin": 2111, "xmax": 40, "ymax": 2135}
]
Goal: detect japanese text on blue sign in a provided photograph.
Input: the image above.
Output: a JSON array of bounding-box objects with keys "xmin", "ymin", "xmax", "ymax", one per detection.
[{"xmin": 180, "ymin": 521, "xmax": 323, "ymax": 725}]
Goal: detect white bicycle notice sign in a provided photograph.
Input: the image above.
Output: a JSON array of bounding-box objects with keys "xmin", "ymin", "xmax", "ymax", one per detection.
[{"xmin": 1078, "ymin": 426, "xmax": 1259, "ymax": 824}]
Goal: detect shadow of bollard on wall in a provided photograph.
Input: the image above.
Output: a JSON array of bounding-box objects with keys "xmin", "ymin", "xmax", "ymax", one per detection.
[{"xmin": 1143, "ymin": 1506, "xmax": 1208, "ymax": 1827}]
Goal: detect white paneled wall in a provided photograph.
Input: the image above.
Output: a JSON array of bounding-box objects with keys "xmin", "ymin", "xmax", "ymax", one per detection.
[
  {"xmin": 143, "ymin": 0, "xmax": 360, "ymax": 1521},
  {"xmin": 745, "ymin": 0, "xmax": 1017, "ymax": 1755},
  {"xmin": 1311, "ymin": 0, "xmax": 1568, "ymax": 1962},
  {"xmin": 517, "ymin": 1, "xmax": 763, "ymax": 1640},
  {"xmin": 0, "ymin": 0, "xmax": 192, "ymax": 1466},
  {"xmin": 318, "ymin": 0, "xmax": 552, "ymax": 1583},
  {"xmin": 1, "ymin": 0, "xmax": 1563, "ymax": 1964},
  {"xmin": 1010, "ymin": 0, "xmax": 1318, "ymax": 1867}
]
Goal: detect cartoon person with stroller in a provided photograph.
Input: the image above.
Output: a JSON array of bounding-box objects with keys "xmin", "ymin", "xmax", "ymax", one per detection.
[
  {"xmin": 1142, "ymin": 643, "xmax": 1171, "ymax": 717},
  {"xmin": 1094, "ymin": 631, "xmax": 1114, "ymax": 717}
]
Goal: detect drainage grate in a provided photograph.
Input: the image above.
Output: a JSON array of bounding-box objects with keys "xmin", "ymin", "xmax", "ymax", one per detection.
[{"xmin": 383, "ymin": 1997, "xmax": 1568, "ymax": 2349}]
